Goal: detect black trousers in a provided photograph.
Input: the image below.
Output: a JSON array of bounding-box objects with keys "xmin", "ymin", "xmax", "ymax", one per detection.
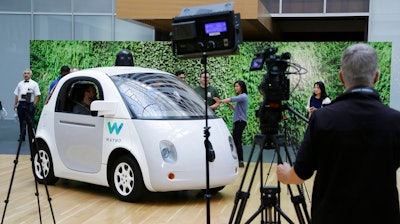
[
  {"xmin": 17, "ymin": 101, "xmax": 35, "ymax": 139},
  {"xmin": 233, "ymin": 120, "xmax": 246, "ymax": 162}
]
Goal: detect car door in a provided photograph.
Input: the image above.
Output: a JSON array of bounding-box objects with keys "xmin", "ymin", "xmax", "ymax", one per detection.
[{"xmin": 54, "ymin": 77, "xmax": 104, "ymax": 173}]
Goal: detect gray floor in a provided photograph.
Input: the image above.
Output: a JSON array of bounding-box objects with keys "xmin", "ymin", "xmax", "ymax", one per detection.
[
  {"xmin": 0, "ymin": 119, "xmax": 30, "ymax": 155},
  {"xmin": 0, "ymin": 119, "xmax": 290, "ymax": 164}
]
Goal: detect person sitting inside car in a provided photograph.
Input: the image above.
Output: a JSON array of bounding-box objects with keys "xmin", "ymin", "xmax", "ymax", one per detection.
[{"xmin": 73, "ymin": 83, "xmax": 97, "ymax": 115}]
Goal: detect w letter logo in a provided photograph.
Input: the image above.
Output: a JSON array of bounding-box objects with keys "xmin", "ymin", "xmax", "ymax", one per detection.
[{"xmin": 107, "ymin": 122, "xmax": 123, "ymax": 135}]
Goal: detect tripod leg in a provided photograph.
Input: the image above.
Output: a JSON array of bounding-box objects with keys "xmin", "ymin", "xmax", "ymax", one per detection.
[
  {"xmin": 274, "ymin": 134, "xmax": 311, "ymax": 224},
  {"xmin": 280, "ymin": 136, "xmax": 311, "ymax": 224},
  {"xmin": 22, "ymin": 107, "xmax": 46, "ymax": 223},
  {"xmin": 33, "ymin": 181, "xmax": 43, "ymax": 224},
  {"xmin": 1, "ymin": 126, "xmax": 25, "ymax": 224},
  {"xmin": 26, "ymin": 111, "xmax": 57, "ymax": 224},
  {"xmin": 243, "ymin": 204, "xmax": 265, "ymax": 224},
  {"xmin": 288, "ymin": 191, "xmax": 311, "ymax": 224},
  {"xmin": 274, "ymin": 204, "xmax": 295, "ymax": 224},
  {"xmin": 245, "ymin": 189, "xmax": 296, "ymax": 224},
  {"xmin": 229, "ymin": 134, "xmax": 268, "ymax": 224},
  {"xmin": 229, "ymin": 142, "xmax": 258, "ymax": 224}
]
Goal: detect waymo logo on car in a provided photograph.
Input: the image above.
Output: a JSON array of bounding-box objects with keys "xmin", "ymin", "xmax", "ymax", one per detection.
[{"xmin": 107, "ymin": 122, "xmax": 124, "ymax": 135}]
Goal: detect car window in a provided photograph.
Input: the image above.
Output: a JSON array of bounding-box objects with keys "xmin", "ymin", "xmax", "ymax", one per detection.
[
  {"xmin": 111, "ymin": 73, "xmax": 215, "ymax": 119},
  {"xmin": 55, "ymin": 77, "xmax": 103, "ymax": 114}
]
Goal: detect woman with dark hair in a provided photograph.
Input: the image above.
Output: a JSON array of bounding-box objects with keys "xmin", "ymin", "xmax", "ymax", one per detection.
[
  {"xmin": 306, "ymin": 81, "xmax": 331, "ymax": 118},
  {"xmin": 214, "ymin": 80, "xmax": 248, "ymax": 167}
]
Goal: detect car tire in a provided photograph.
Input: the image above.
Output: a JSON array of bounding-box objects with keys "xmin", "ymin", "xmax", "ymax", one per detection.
[
  {"xmin": 33, "ymin": 144, "xmax": 58, "ymax": 185},
  {"xmin": 110, "ymin": 156, "xmax": 146, "ymax": 202}
]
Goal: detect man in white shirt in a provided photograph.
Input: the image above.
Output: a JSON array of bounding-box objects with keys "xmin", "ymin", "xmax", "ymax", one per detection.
[{"xmin": 13, "ymin": 69, "xmax": 41, "ymax": 141}]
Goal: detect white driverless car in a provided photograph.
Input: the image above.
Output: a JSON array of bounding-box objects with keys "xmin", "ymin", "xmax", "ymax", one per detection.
[{"xmin": 34, "ymin": 66, "xmax": 239, "ymax": 202}]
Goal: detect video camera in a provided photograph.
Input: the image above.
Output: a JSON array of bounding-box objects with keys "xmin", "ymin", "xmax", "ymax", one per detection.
[
  {"xmin": 251, "ymin": 46, "xmax": 292, "ymax": 136},
  {"xmin": 251, "ymin": 47, "xmax": 291, "ymax": 103},
  {"xmin": 171, "ymin": 2, "xmax": 242, "ymax": 58},
  {"xmin": 22, "ymin": 92, "xmax": 33, "ymax": 104}
]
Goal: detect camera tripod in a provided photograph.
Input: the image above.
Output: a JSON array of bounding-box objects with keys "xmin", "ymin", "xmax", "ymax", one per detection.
[
  {"xmin": 1, "ymin": 105, "xmax": 56, "ymax": 224},
  {"xmin": 228, "ymin": 104, "xmax": 311, "ymax": 224}
]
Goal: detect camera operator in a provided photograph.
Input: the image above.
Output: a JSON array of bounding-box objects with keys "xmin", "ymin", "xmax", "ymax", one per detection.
[
  {"xmin": 13, "ymin": 69, "xmax": 41, "ymax": 141},
  {"xmin": 276, "ymin": 43, "xmax": 400, "ymax": 223}
]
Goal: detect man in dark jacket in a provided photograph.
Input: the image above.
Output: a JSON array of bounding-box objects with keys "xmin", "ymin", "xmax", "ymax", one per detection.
[
  {"xmin": 49, "ymin": 65, "xmax": 70, "ymax": 94},
  {"xmin": 277, "ymin": 43, "xmax": 400, "ymax": 224}
]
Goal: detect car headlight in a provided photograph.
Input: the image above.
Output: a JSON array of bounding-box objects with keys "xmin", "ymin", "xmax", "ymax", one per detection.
[
  {"xmin": 229, "ymin": 136, "xmax": 238, "ymax": 159},
  {"xmin": 159, "ymin": 140, "xmax": 177, "ymax": 163}
]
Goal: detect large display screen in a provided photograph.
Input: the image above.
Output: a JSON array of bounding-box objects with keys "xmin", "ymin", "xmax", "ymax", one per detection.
[{"xmin": 204, "ymin": 21, "xmax": 227, "ymax": 34}]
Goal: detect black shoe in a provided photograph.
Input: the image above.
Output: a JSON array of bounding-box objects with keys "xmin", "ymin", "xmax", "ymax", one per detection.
[
  {"xmin": 239, "ymin": 161, "xmax": 244, "ymax": 168},
  {"xmin": 18, "ymin": 136, "xmax": 25, "ymax": 141}
]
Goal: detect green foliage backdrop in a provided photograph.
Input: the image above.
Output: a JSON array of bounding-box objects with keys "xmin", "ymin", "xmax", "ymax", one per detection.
[{"xmin": 30, "ymin": 41, "xmax": 392, "ymax": 145}]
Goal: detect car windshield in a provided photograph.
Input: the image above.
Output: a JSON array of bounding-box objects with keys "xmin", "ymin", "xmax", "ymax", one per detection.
[{"xmin": 111, "ymin": 72, "xmax": 215, "ymax": 119}]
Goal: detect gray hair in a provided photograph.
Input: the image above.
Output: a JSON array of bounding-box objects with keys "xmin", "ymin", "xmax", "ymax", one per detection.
[
  {"xmin": 24, "ymin": 69, "xmax": 32, "ymax": 75},
  {"xmin": 340, "ymin": 43, "xmax": 379, "ymax": 87}
]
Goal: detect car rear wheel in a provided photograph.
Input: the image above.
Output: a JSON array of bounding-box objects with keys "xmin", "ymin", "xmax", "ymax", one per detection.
[
  {"xmin": 110, "ymin": 156, "xmax": 146, "ymax": 202},
  {"xmin": 33, "ymin": 144, "xmax": 58, "ymax": 184}
]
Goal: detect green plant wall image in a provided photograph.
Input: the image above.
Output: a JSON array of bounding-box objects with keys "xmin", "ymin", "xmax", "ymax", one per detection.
[{"xmin": 30, "ymin": 41, "xmax": 392, "ymax": 145}]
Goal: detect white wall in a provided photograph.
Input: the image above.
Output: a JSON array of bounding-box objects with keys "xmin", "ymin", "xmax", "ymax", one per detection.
[{"xmin": 369, "ymin": 0, "xmax": 400, "ymax": 111}]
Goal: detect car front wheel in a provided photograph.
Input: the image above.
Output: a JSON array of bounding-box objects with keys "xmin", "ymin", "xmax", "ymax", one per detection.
[
  {"xmin": 33, "ymin": 144, "xmax": 58, "ymax": 185},
  {"xmin": 110, "ymin": 156, "xmax": 146, "ymax": 202}
]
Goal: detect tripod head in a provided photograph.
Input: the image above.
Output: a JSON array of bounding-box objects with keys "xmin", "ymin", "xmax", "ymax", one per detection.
[{"xmin": 256, "ymin": 102, "xmax": 309, "ymax": 150}]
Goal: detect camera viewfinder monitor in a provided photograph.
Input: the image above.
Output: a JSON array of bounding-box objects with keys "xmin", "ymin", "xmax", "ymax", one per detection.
[
  {"xmin": 204, "ymin": 21, "xmax": 227, "ymax": 35},
  {"xmin": 250, "ymin": 57, "xmax": 265, "ymax": 71}
]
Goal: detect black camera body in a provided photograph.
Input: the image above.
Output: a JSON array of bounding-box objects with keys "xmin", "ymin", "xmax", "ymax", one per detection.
[
  {"xmin": 251, "ymin": 47, "xmax": 291, "ymax": 104},
  {"xmin": 22, "ymin": 92, "xmax": 33, "ymax": 104},
  {"xmin": 251, "ymin": 47, "xmax": 291, "ymax": 136}
]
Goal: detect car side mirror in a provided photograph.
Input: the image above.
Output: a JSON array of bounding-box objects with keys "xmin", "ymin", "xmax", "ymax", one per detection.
[{"xmin": 90, "ymin": 100, "xmax": 118, "ymax": 117}]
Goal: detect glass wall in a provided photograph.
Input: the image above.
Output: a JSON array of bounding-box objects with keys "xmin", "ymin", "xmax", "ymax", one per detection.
[
  {"xmin": 0, "ymin": 0, "xmax": 31, "ymax": 12},
  {"xmin": 34, "ymin": 15, "xmax": 73, "ymax": 40},
  {"xmin": 327, "ymin": 0, "xmax": 370, "ymax": 13},
  {"xmin": 262, "ymin": 0, "xmax": 370, "ymax": 13},
  {"xmin": 74, "ymin": 16, "xmax": 113, "ymax": 40},
  {"xmin": 33, "ymin": 0, "xmax": 71, "ymax": 12},
  {"xmin": 282, "ymin": 0, "xmax": 324, "ymax": 13}
]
